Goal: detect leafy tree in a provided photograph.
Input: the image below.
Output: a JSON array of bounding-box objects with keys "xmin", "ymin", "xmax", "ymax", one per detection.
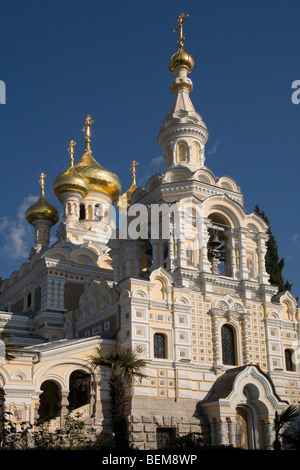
[
  {"xmin": 254, "ymin": 205, "xmax": 292, "ymax": 292},
  {"xmin": 273, "ymin": 405, "xmax": 299, "ymax": 451},
  {"xmin": 89, "ymin": 346, "xmax": 147, "ymax": 450}
]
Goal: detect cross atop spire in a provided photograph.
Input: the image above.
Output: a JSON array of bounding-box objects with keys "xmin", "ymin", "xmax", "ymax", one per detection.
[
  {"xmin": 173, "ymin": 13, "xmax": 189, "ymax": 50},
  {"xmin": 83, "ymin": 115, "xmax": 94, "ymax": 149},
  {"xmin": 129, "ymin": 160, "xmax": 139, "ymax": 184},
  {"xmin": 68, "ymin": 140, "xmax": 76, "ymax": 166},
  {"xmin": 39, "ymin": 172, "xmax": 46, "ymax": 195}
]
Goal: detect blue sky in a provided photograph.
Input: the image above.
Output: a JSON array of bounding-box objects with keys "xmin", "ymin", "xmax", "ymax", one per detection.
[{"xmin": 0, "ymin": 0, "xmax": 299, "ymax": 299}]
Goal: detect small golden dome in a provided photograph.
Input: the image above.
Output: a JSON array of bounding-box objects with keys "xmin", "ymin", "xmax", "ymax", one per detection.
[
  {"xmin": 169, "ymin": 49, "xmax": 194, "ymax": 73},
  {"xmin": 26, "ymin": 173, "xmax": 59, "ymax": 226},
  {"xmin": 53, "ymin": 140, "xmax": 89, "ymax": 201},
  {"xmin": 117, "ymin": 160, "xmax": 138, "ymax": 213},
  {"xmin": 53, "ymin": 165, "xmax": 89, "ymax": 201},
  {"xmin": 118, "ymin": 180, "xmax": 137, "ymax": 212},
  {"xmin": 75, "ymin": 148, "xmax": 121, "ymax": 204}
]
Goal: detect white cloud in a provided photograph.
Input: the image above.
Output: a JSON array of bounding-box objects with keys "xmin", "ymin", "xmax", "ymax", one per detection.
[
  {"xmin": 139, "ymin": 155, "xmax": 164, "ymax": 185},
  {"xmin": 0, "ymin": 195, "xmax": 37, "ymax": 259},
  {"xmin": 292, "ymin": 233, "xmax": 299, "ymax": 248},
  {"xmin": 206, "ymin": 139, "xmax": 220, "ymax": 157},
  {"xmin": 150, "ymin": 155, "xmax": 164, "ymax": 168}
]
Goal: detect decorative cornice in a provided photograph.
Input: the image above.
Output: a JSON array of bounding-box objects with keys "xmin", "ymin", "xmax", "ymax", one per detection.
[{"xmin": 158, "ymin": 123, "xmax": 209, "ymax": 146}]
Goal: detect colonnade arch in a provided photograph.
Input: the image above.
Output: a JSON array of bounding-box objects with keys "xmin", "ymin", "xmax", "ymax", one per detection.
[{"xmin": 36, "ymin": 366, "xmax": 95, "ymax": 423}]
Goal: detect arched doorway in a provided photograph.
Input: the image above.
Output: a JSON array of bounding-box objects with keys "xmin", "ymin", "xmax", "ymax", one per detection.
[
  {"xmin": 38, "ymin": 380, "xmax": 61, "ymax": 421},
  {"xmin": 235, "ymin": 406, "xmax": 255, "ymax": 449},
  {"xmin": 199, "ymin": 365, "xmax": 288, "ymax": 450},
  {"xmin": 235, "ymin": 384, "xmax": 267, "ymax": 449},
  {"xmin": 68, "ymin": 370, "xmax": 91, "ymax": 411}
]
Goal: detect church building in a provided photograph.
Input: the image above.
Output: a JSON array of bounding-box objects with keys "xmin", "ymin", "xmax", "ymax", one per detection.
[{"xmin": 0, "ymin": 15, "xmax": 299, "ymax": 450}]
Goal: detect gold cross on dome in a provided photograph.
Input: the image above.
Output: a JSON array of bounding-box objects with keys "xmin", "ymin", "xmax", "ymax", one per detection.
[
  {"xmin": 83, "ymin": 115, "xmax": 94, "ymax": 142},
  {"xmin": 68, "ymin": 140, "xmax": 76, "ymax": 165},
  {"xmin": 39, "ymin": 172, "xmax": 46, "ymax": 193},
  {"xmin": 129, "ymin": 160, "xmax": 139, "ymax": 183},
  {"xmin": 173, "ymin": 13, "xmax": 189, "ymax": 50}
]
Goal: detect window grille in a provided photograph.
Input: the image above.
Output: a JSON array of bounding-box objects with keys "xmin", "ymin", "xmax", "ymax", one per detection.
[
  {"xmin": 222, "ymin": 324, "xmax": 236, "ymax": 365},
  {"xmin": 154, "ymin": 333, "xmax": 166, "ymax": 358}
]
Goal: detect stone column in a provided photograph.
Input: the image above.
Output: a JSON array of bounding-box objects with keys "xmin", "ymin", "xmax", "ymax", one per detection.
[
  {"xmin": 60, "ymin": 390, "xmax": 69, "ymax": 424},
  {"xmin": 210, "ymin": 420, "xmax": 217, "ymax": 445},
  {"xmin": 263, "ymin": 420, "xmax": 274, "ymax": 450},
  {"xmin": 150, "ymin": 239, "xmax": 159, "ymax": 270},
  {"xmin": 133, "ymin": 244, "xmax": 142, "ymax": 278},
  {"xmin": 216, "ymin": 420, "xmax": 227, "ymax": 445},
  {"xmin": 177, "ymin": 237, "xmax": 186, "ymax": 268},
  {"xmin": 53, "ymin": 280, "xmax": 59, "ymax": 308},
  {"xmin": 125, "ymin": 255, "xmax": 132, "ymax": 278},
  {"xmin": 226, "ymin": 229, "xmax": 237, "ymax": 278},
  {"xmin": 198, "ymin": 218, "xmax": 211, "ymax": 273},
  {"xmin": 46, "ymin": 279, "xmax": 54, "ymax": 308},
  {"xmin": 257, "ymin": 233, "xmax": 269, "ymax": 284},
  {"xmin": 242, "ymin": 312, "xmax": 251, "ymax": 364},
  {"xmin": 210, "ymin": 309, "xmax": 221, "ymax": 370},
  {"xmin": 237, "ymin": 228, "xmax": 248, "ymax": 280},
  {"xmin": 59, "ymin": 280, "xmax": 65, "ymax": 309},
  {"xmin": 168, "ymin": 225, "xmax": 175, "ymax": 270},
  {"xmin": 228, "ymin": 419, "xmax": 236, "ymax": 446}
]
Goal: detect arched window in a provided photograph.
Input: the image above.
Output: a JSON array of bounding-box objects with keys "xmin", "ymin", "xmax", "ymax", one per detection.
[
  {"xmin": 79, "ymin": 204, "xmax": 86, "ymax": 220},
  {"xmin": 68, "ymin": 370, "xmax": 91, "ymax": 410},
  {"xmin": 38, "ymin": 380, "xmax": 61, "ymax": 421},
  {"xmin": 178, "ymin": 143, "xmax": 187, "ymax": 163},
  {"xmin": 154, "ymin": 333, "xmax": 167, "ymax": 359},
  {"xmin": 95, "ymin": 204, "xmax": 102, "ymax": 221},
  {"xmin": 285, "ymin": 349, "xmax": 294, "ymax": 371},
  {"xmin": 221, "ymin": 324, "xmax": 236, "ymax": 365},
  {"xmin": 186, "ymin": 241, "xmax": 194, "ymax": 266}
]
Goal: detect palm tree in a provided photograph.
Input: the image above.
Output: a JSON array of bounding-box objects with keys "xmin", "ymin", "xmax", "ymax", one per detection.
[
  {"xmin": 273, "ymin": 405, "xmax": 299, "ymax": 450},
  {"xmin": 89, "ymin": 346, "xmax": 147, "ymax": 450}
]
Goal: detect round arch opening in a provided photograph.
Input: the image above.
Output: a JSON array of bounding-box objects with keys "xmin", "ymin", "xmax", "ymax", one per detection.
[{"xmin": 38, "ymin": 380, "xmax": 62, "ymax": 422}]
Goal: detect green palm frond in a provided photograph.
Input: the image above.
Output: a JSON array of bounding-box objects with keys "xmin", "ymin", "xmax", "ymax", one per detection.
[
  {"xmin": 274, "ymin": 405, "xmax": 299, "ymax": 434},
  {"xmin": 89, "ymin": 346, "xmax": 147, "ymax": 381}
]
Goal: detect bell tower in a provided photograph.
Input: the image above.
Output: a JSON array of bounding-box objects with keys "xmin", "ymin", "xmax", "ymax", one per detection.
[{"xmin": 158, "ymin": 13, "xmax": 209, "ymax": 172}]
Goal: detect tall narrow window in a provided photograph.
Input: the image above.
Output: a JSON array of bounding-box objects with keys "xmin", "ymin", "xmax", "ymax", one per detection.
[
  {"xmin": 79, "ymin": 204, "xmax": 86, "ymax": 220},
  {"xmin": 221, "ymin": 324, "xmax": 236, "ymax": 365},
  {"xmin": 154, "ymin": 333, "xmax": 166, "ymax": 359},
  {"xmin": 285, "ymin": 349, "xmax": 294, "ymax": 371},
  {"xmin": 95, "ymin": 204, "xmax": 102, "ymax": 221},
  {"xmin": 178, "ymin": 143, "xmax": 187, "ymax": 163}
]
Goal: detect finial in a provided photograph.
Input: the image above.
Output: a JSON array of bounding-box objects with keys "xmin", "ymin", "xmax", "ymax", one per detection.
[
  {"xmin": 83, "ymin": 115, "xmax": 94, "ymax": 150},
  {"xmin": 173, "ymin": 13, "xmax": 189, "ymax": 50},
  {"xmin": 68, "ymin": 140, "xmax": 76, "ymax": 166},
  {"xmin": 39, "ymin": 172, "xmax": 46, "ymax": 195},
  {"xmin": 129, "ymin": 160, "xmax": 139, "ymax": 185}
]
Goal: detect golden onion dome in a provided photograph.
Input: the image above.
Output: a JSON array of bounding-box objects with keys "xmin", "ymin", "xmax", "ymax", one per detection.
[
  {"xmin": 26, "ymin": 173, "xmax": 59, "ymax": 226},
  {"xmin": 75, "ymin": 148, "xmax": 121, "ymax": 203},
  {"xmin": 53, "ymin": 165, "xmax": 89, "ymax": 201},
  {"xmin": 169, "ymin": 48, "xmax": 194, "ymax": 73},
  {"xmin": 53, "ymin": 141, "xmax": 89, "ymax": 201}
]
